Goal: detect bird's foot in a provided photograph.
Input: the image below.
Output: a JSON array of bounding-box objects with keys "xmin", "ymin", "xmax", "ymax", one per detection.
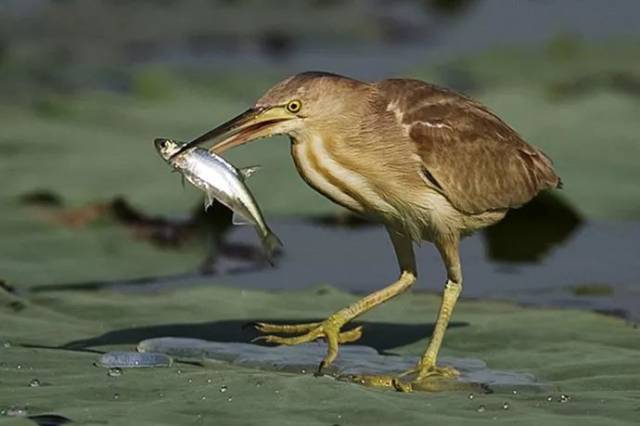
[
  {"xmin": 392, "ymin": 362, "xmax": 460, "ymax": 392},
  {"xmin": 250, "ymin": 316, "xmax": 363, "ymax": 371},
  {"xmin": 344, "ymin": 363, "xmax": 460, "ymax": 392}
]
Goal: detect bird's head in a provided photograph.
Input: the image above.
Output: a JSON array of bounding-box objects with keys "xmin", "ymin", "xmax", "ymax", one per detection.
[{"xmin": 172, "ymin": 72, "xmax": 370, "ymax": 157}]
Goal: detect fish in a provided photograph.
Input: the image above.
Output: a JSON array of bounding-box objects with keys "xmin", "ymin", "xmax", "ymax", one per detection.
[{"xmin": 154, "ymin": 138, "xmax": 282, "ymax": 263}]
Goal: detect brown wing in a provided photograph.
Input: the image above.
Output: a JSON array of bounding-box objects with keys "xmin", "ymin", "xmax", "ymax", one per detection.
[{"xmin": 376, "ymin": 79, "xmax": 561, "ymax": 215}]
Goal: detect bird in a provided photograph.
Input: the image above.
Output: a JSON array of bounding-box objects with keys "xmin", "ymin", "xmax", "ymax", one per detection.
[{"xmin": 176, "ymin": 71, "xmax": 562, "ymax": 392}]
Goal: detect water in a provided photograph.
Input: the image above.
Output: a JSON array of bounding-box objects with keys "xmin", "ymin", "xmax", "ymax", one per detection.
[
  {"xmin": 107, "ymin": 367, "xmax": 122, "ymax": 377},
  {"xmin": 37, "ymin": 215, "xmax": 640, "ymax": 325},
  {"xmin": 151, "ymin": 0, "xmax": 640, "ymax": 80},
  {"xmin": 69, "ymin": 218, "xmax": 635, "ymax": 321},
  {"xmin": 97, "ymin": 351, "xmax": 173, "ymax": 368},
  {"xmin": 138, "ymin": 337, "xmax": 549, "ymax": 392}
]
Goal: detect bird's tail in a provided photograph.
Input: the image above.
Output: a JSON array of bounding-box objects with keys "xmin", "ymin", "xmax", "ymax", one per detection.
[{"xmin": 261, "ymin": 227, "xmax": 283, "ymax": 266}]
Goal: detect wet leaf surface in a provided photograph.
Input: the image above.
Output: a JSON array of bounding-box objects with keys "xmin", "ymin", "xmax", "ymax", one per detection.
[{"xmin": 1, "ymin": 285, "xmax": 639, "ymax": 425}]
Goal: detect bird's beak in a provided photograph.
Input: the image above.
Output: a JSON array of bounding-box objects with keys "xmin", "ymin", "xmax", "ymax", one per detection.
[{"xmin": 171, "ymin": 106, "xmax": 292, "ymax": 158}]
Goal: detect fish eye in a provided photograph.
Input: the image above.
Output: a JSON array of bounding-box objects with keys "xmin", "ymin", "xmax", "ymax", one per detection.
[{"xmin": 286, "ymin": 100, "xmax": 302, "ymax": 113}]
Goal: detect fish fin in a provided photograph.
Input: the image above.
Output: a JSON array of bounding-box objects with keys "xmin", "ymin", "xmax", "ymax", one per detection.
[
  {"xmin": 261, "ymin": 228, "xmax": 283, "ymax": 266},
  {"xmin": 238, "ymin": 165, "xmax": 261, "ymax": 180},
  {"xmin": 170, "ymin": 169, "xmax": 185, "ymax": 187},
  {"xmin": 232, "ymin": 211, "xmax": 252, "ymax": 226},
  {"xmin": 204, "ymin": 192, "xmax": 215, "ymax": 211}
]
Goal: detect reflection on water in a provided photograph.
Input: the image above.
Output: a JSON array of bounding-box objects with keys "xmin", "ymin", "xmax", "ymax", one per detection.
[{"xmin": 483, "ymin": 192, "xmax": 582, "ymax": 263}]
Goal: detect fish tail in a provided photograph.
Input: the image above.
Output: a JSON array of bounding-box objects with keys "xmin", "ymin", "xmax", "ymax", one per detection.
[{"xmin": 261, "ymin": 227, "xmax": 283, "ymax": 266}]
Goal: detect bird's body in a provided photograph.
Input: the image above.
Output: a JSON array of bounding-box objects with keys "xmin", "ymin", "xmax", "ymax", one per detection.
[
  {"xmin": 282, "ymin": 73, "xmax": 559, "ymax": 243},
  {"xmin": 177, "ymin": 71, "xmax": 561, "ymax": 392}
]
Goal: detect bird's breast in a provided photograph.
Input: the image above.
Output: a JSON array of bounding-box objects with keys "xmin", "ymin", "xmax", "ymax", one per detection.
[{"xmin": 290, "ymin": 134, "xmax": 393, "ymax": 217}]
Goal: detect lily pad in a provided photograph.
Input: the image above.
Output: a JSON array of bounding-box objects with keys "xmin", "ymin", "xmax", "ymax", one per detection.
[{"xmin": 1, "ymin": 284, "xmax": 639, "ymax": 425}]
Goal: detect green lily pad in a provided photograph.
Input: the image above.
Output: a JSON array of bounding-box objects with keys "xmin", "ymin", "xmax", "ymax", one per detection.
[{"xmin": 1, "ymin": 284, "xmax": 639, "ymax": 425}]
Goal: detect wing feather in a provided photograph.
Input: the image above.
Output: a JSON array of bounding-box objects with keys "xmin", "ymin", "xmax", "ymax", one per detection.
[{"xmin": 377, "ymin": 79, "xmax": 561, "ymax": 214}]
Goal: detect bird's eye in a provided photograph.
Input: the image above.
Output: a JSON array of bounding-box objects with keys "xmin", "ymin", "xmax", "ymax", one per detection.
[{"xmin": 286, "ymin": 100, "xmax": 302, "ymax": 113}]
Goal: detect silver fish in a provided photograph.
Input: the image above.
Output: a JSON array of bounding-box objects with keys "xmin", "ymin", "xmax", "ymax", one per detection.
[{"xmin": 154, "ymin": 138, "xmax": 282, "ymax": 262}]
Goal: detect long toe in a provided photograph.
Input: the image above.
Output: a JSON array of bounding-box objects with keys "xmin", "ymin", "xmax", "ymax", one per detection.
[
  {"xmin": 251, "ymin": 318, "xmax": 363, "ymax": 371},
  {"xmin": 252, "ymin": 321, "xmax": 321, "ymax": 334}
]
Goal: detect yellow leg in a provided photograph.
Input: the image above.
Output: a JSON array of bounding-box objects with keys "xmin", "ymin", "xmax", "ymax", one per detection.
[
  {"xmin": 393, "ymin": 235, "xmax": 463, "ymax": 392},
  {"xmin": 253, "ymin": 228, "xmax": 416, "ymax": 372}
]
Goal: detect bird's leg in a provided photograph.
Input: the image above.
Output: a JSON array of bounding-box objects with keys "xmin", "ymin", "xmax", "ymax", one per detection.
[
  {"xmin": 392, "ymin": 236, "xmax": 463, "ymax": 392},
  {"xmin": 252, "ymin": 228, "xmax": 416, "ymax": 372}
]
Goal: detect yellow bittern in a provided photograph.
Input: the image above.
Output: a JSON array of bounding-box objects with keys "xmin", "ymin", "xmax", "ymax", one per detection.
[{"xmin": 177, "ymin": 72, "xmax": 561, "ymax": 391}]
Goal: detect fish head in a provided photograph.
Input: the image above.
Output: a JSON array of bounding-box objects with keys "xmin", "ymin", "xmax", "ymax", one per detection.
[{"xmin": 154, "ymin": 138, "xmax": 184, "ymax": 162}]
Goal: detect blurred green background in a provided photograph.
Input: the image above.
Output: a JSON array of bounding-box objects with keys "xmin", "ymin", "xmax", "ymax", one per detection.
[{"xmin": 1, "ymin": 1, "xmax": 639, "ymax": 425}]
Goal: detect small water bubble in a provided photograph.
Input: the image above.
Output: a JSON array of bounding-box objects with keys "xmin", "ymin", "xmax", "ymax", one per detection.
[
  {"xmin": 502, "ymin": 402, "xmax": 510, "ymax": 410},
  {"xmin": 467, "ymin": 393, "xmax": 474, "ymax": 400},
  {"xmin": 206, "ymin": 378, "xmax": 213, "ymax": 384},
  {"xmin": 274, "ymin": 389, "xmax": 280, "ymax": 394},
  {"xmin": 546, "ymin": 395, "xmax": 553, "ymax": 402},
  {"xmin": 188, "ymin": 378, "xmax": 193, "ymax": 384},
  {"xmin": 337, "ymin": 414, "xmax": 342, "ymax": 419},
  {"xmin": 559, "ymin": 394, "xmax": 570, "ymax": 403},
  {"xmin": 511, "ymin": 389, "xmax": 518, "ymax": 395},
  {"xmin": 2, "ymin": 342, "xmax": 10, "ymax": 348},
  {"xmin": 476, "ymin": 405, "xmax": 486, "ymax": 413},
  {"xmin": 107, "ymin": 367, "xmax": 122, "ymax": 377},
  {"xmin": 16, "ymin": 364, "xmax": 22, "ymax": 370},
  {"xmin": 2, "ymin": 406, "xmax": 28, "ymax": 417},
  {"xmin": 113, "ymin": 393, "xmax": 120, "ymax": 400},
  {"xmin": 255, "ymin": 382, "xmax": 262, "ymax": 388},
  {"xmin": 201, "ymin": 395, "xmax": 206, "ymax": 400},
  {"xmin": 219, "ymin": 385, "xmax": 228, "ymax": 393},
  {"xmin": 176, "ymin": 369, "xmax": 182, "ymax": 375},
  {"xmin": 28, "ymin": 379, "xmax": 41, "ymax": 387},
  {"xmin": 159, "ymin": 392, "xmax": 165, "ymax": 398},
  {"xmin": 227, "ymin": 397, "xmax": 233, "ymax": 402}
]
